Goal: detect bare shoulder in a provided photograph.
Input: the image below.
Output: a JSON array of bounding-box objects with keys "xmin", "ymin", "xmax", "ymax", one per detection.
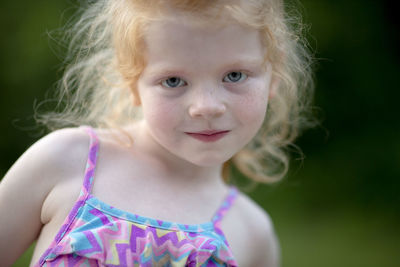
[
  {"xmin": 0, "ymin": 127, "xmax": 90, "ymax": 265},
  {"xmin": 38, "ymin": 127, "xmax": 90, "ymax": 176},
  {"xmin": 11, "ymin": 127, "xmax": 90, "ymax": 185},
  {"xmin": 31, "ymin": 127, "xmax": 90, "ymax": 164},
  {"xmin": 1, "ymin": 127, "xmax": 90, "ymax": 194},
  {"xmin": 230, "ymin": 191, "xmax": 280, "ymax": 267},
  {"xmin": 1, "ymin": 127, "xmax": 91, "ymax": 221},
  {"xmin": 31, "ymin": 127, "xmax": 92, "ymax": 218}
]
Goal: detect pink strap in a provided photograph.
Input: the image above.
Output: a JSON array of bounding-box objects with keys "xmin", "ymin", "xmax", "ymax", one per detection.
[
  {"xmin": 212, "ymin": 186, "xmax": 239, "ymax": 225},
  {"xmin": 37, "ymin": 126, "xmax": 100, "ymax": 266},
  {"xmin": 80, "ymin": 126, "xmax": 99, "ymax": 196}
]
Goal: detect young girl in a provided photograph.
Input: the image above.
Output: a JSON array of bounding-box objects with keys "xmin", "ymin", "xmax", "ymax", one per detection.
[{"xmin": 0, "ymin": 0, "xmax": 313, "ymax": 266}]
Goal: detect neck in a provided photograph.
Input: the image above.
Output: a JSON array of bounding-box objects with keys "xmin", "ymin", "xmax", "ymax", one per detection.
[{"xmin": 126, "ymin": 121, "xmax": 227, "ymax": 192}]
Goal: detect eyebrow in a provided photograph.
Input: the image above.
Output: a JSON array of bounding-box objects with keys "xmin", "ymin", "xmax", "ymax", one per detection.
[
  {"xmin": 225, "ymin": 58, "xmax": 264, "ymax": 69},
  {"xmin": 143, "ymin": 64, "xmax": 190, "ymax": 79},
  {"xmin": 144, "ymin": 57, "xmax": 264, "ymax": 77}
]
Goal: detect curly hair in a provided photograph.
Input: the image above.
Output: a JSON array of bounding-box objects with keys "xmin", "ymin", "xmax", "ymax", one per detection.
[{"xmin": 37, "ymin": 0, "xmax": 315, "ymax": 184}]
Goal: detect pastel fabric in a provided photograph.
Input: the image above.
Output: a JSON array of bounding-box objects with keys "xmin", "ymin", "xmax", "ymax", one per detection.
[{"xmin": 35, "ymin": 126, "xmax": 239, "ymax": 266}]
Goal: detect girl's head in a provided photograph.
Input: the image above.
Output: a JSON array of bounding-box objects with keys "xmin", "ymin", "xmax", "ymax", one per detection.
[
  {"xmin": 134, "ymin": 8, "xmax": 272, "ymax": 168},
  {"xmin": 39, "ymin": 0, "xmax": 314, "ymax": 183}
]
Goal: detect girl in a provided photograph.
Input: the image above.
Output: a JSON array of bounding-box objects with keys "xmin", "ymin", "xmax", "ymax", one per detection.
[{"xmin": 0, "ymin": 0, "xmax": 313, "ymax": 266}]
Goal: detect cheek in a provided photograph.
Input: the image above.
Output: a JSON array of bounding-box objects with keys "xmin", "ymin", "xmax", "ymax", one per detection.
[
  {"xmin": 234, "ymin": 83, "xmax": 269, "ymax": 127},
  {"xmin": 141, "ymin": 95, "xmax": 182, "ymax": 131}
]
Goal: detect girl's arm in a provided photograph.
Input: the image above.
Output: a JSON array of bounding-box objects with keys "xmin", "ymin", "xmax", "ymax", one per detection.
[
  {"xmin": 0, "ymin": 128, "xmax": 87, "ymax": 266},
  {"xmin": 251, "ymin": 211, "xmax": 280, "ymax": 267},
  {"xmin": 241, "ymin": 195, "xmax": 280, "ymax": 267}
]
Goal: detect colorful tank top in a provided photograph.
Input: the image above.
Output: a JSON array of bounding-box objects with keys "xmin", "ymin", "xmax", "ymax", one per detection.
[{"xmin": 35, "ymin": 126, "xmax": 239, "ymax": 266}]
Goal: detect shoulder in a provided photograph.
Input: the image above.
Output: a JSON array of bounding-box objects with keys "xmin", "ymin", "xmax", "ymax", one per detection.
[
  {"xmin": 19, "ymin": 127, "xmax": 90, "ymax": 179},
  {"xmin": 2, "ymin": 127, "xmax": 91, "ymax": 197},
  {"xmin": 0, "ymin": 127, "xmax": 91, "ymax": 265},
  {"xmin": 31, "ymin": 127, "xmax": 90, "ymax": 158},
  {"xmin": 235, "ymin": 191, "xmax": 280, "ymax": 267}
]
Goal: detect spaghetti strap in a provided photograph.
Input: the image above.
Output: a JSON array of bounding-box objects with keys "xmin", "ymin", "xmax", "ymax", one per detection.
[
  {"xmin": 37, "ymin": 127, "xmax": 239, "ymax": 266},
  {"xmin": 212, "ymin": 186, "xmax": 239, "ymax": 227},
  {"xmin": 79, "ymin": 126, "xmax": 99, "ymax": 196},
  {"xmin": 37, "ymin": 126, "xmax": 100, "ymax": 266}
]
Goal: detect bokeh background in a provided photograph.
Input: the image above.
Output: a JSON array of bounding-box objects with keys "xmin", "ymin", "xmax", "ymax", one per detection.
[{"xmin": 1, "ymin": 0, "xmax": 399, "ymax": 266}]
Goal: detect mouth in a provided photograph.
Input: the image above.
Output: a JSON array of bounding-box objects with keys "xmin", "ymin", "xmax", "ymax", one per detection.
[{"xmin": 185, "ymin": 130, "xmax": 230, "ymax": 142}]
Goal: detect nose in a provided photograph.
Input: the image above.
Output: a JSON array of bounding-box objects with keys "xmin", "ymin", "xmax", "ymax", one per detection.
[{"xmin": 188, "ymin": 87, "xmax": 226, "ymax": 119}]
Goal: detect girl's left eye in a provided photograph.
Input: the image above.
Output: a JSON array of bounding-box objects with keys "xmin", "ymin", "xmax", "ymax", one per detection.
[
  {"xmin": 161, "ymin": 77, "xmax": 187, "ymax": 88},
  {"xmin": 223, "ymin": 71, "xmax": 247, "ymax": 83}
]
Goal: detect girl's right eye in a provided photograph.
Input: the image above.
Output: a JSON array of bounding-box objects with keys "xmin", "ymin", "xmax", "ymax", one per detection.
[{"xmin": 161, "ymin": 77, "xmax": 187, "ymax": 88}]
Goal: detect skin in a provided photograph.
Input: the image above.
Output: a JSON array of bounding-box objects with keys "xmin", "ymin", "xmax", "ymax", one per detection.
[
  {"xmin": 0, "ymin": 14, "xmax": 280, "ymax": 267},
  {"xmin": 136, "ymin": 17, "xmax": 272, "ymax": 173}
]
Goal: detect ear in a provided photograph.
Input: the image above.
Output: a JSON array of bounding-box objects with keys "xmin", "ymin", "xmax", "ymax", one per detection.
[
  {"xmin": 130, "ymin": 83, "xmax": 142, "ymax": 106},
  {"xmin": 268, "ymin": 76, "xmax": 280, "ymax": 99}
]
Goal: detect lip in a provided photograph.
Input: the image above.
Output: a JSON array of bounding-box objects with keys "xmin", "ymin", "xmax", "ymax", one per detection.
[{"xmin": 185, "ymin": 130, "xmax": 230, "ymax": 142}]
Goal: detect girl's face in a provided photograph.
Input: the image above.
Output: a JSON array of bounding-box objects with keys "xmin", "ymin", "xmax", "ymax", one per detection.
[{"xmin": 136, "ymin": 16, "xmax": 273, "ymax": 167}]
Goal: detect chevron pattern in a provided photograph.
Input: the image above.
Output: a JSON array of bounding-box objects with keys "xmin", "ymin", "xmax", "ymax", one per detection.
[{"xmin": 35, "ymin": 127, "xmax": 238, "ymax": 266}]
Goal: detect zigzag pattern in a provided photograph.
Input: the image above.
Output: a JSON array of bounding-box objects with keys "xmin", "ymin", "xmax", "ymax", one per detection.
[
  {"xmin": 38, "ymin": 200, "xmax": 237, "ymax": 266},
  {"xmin": 35, "ymin": 126, "xmax": 238, "ymax": 266}
]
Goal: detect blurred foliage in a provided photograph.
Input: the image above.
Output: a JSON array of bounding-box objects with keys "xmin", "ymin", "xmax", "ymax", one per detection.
[{"xmin": 1, "ymin": 0, "xmax": 399, "ymax": 266}]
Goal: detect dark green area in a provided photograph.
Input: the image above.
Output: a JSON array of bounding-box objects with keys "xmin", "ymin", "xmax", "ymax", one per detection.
[{"xmin": 1, "ymin": 0, "xmax": 399, "ymax": 266}]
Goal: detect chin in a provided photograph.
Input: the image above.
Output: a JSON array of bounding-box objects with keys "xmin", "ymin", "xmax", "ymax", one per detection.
[{"xmin": 186, "ymin": 153, "xmax": 233, "ymax": 167}]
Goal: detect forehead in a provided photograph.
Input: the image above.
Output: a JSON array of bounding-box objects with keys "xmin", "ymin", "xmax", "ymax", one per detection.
[{"xmin": 142, "ymin": 17, "xmax": 265, "ymax": 67}]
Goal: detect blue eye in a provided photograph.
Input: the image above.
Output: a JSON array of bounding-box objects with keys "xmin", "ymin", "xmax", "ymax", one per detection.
[
  {"xmin": 161, "ymin": 77, "xmax": 187, "ymax": 88},
  {"xmin": 223, "ymin": 71, "xmax": 247, "ymax": 83}
]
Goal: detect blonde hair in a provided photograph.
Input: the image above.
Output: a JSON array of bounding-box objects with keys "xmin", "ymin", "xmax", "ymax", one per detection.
[{"xmin": 37, "ymin": 0, "xmax": 315, "ymax": 184}]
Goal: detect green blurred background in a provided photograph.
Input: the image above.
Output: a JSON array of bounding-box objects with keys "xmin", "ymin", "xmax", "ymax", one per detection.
[{"xmin": 1, "ymin": 0, "xmax": 399, "ymax": 266}]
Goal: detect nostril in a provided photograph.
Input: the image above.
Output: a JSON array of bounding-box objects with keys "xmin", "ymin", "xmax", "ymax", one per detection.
[
  {"xmin": 188, "ymin": 103, "xmax": 226, "ymax": 119},
  {"xmin": 188, "ymin": 87, "xmax": 226, "ymax": 118}
]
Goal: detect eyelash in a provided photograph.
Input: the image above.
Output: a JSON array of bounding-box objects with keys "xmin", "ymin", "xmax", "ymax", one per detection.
[
  {"xmin": 161, "ymin": 77, "xmax": 187, "ymax": 88},
  {"xmin": 160, "ymin": 71, "xmax": 248, "ymax": 88},
  {"xmin": 223, "ymin": 71, "xmax": 248, "ymax": 83}
]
